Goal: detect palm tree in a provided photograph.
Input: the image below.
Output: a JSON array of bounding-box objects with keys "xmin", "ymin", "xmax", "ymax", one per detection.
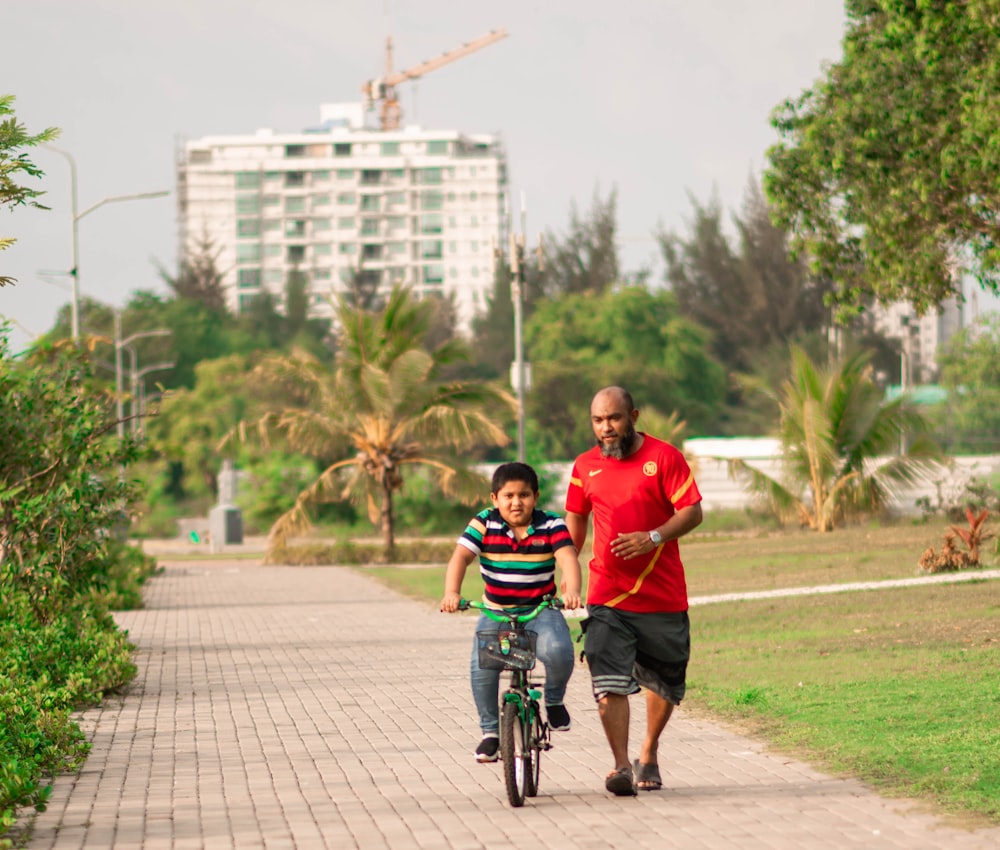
[
  {"xmin": 230, "ymin": 286, "xmax": 515, "ymax": 556},
  {"xmin": 731, "ymin": 345, "xmax": 942, "ymax": 531}
]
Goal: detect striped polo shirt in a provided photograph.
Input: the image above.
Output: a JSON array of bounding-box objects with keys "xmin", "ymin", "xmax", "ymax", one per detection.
[{"xmin": 458, "ymin": 507, "xmax": 574, "ymax": 607}]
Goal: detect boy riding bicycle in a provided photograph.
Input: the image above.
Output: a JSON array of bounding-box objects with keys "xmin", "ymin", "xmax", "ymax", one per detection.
[{"xmin": 441, "ymin": 462, "xmax": 583, "ymax": 762}]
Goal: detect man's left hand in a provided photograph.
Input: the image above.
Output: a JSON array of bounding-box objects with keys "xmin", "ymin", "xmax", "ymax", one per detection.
[{"xmin": 610, "ymin": 531, "xmax": 655, "ymax": 560}]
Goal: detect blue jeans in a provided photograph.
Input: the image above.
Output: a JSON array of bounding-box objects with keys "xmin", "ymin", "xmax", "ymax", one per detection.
[{"xmin": 470, "ymin": 607, "xmax": 575, "ymax": 735}]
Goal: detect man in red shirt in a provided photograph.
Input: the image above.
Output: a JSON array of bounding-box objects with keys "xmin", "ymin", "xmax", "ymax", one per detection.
[{"xmin": 565, "ymin": 386, "xmax": 703, "ymax": 795}]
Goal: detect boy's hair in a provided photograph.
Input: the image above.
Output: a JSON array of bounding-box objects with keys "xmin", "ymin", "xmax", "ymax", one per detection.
[{"xmin": 491, "ymin": 462, "xmax": 539, "ymax": 495}]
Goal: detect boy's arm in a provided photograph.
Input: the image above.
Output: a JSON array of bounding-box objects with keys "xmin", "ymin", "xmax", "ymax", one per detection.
[
  {"xmin": 441, "ymin": 545, "xmax": 477, "ymax": 612},
  {"xmin": 554, "ymin": 545, "xmax": 583, "ymax": 610}
]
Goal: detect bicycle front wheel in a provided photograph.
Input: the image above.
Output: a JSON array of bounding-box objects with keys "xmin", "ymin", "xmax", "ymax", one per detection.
[
  {"xmin": 500, "ymin": 701, "xmax": 528, "ymax": 807},
  {"xmin": 525, "ymin": 705, "xmax": 543, "ymax": 797}
]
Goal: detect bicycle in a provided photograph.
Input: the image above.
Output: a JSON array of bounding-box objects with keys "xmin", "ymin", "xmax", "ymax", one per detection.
[{"xmin": 458, "ymin": 596, "xmax": 564, "ymax": 807}]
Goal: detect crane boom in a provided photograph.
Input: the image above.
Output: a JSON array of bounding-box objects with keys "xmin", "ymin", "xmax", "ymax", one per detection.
[{"xmin": 362, "ymin": 28, "xmax": 508, "ymax": 131}]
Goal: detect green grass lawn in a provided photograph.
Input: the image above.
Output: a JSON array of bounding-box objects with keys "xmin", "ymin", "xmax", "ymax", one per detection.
[{"xmin": 359, "ymin": 516, "xmax": 1000, "ymax": 825}]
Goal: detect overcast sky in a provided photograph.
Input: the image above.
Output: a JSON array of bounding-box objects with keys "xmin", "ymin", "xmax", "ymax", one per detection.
[{"xmin": 3, "ymin": 0, "xmax": 850, "ymax": 349}]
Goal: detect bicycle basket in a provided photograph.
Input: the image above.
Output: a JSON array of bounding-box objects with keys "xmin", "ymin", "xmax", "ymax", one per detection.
[{"xmin": 477, "ymin": 629, "xmax": 538, "ymax": 671}]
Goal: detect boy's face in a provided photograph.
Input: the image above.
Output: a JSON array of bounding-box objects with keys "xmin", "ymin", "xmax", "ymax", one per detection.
[{"xmin": 491, "ymin": 479, "xmax": 538, "ymax": 529}]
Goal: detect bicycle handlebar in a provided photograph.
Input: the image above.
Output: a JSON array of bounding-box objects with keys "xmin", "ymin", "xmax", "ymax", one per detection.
[{"xmin": 458, "ymin": 595, "xmax": 564, "ymax": 623}]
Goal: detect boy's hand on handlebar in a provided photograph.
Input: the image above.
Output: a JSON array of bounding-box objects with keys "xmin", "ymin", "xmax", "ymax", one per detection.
[
  {"xmin": 562, "ymin": 591, "xmax": 583, "ymax": 610},
  {"xmin": 440, "ymin": 592, "xmax": 462, "ymax": 613}
]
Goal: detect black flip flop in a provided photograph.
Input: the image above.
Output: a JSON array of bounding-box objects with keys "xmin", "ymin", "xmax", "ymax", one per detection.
[
  {"xmin": 633, "ymin": 759, "xmax": 663, "ymax": 791},
  {"xmin": 605, "ymin": 765, "xmax": 637, "ymax": 796}
]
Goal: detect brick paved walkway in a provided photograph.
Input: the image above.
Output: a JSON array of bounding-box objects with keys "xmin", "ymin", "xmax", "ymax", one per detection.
[{"xmin": 27, "ymin": 559, "xmax": 1000, "ymax": 850}]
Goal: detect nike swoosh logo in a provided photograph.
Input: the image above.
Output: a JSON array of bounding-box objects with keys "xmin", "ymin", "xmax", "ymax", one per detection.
[{"xmin": 589, "ymin": 469, "xmax": 603, "ymax": 477}]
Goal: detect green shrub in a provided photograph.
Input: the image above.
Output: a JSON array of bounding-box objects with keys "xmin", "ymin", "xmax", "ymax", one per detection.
[{"xmin": 266, "ymin": 538, "xmax": 455, "ymax": 565}]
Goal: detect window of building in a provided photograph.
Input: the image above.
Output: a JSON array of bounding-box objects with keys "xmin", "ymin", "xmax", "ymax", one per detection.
[
  {"xmin": 387, "ymin": 215, "xmax": 406, "ymax": 230},
  {"xmin": 470, "ymin": 190, "xmax": 478, "ymax": 201},
  {"xmin": 381, "ymin": 141, "xmax": 400, "ymax": 156},
  {"xmin": 265, "ymin": 244, "xmax": 282, "ymax": 257},
  {"xmin": 237, "ymin": 219, "xmax": 261, "ymax": 238},
  {"xmin": 238, "ymin": 268, "xmax": 261, "ymax": 288},
  {"xmin": 265, "ymin": 171, "xmax": 281, "ymax": 181},
  {"xmin": 286, "ymin": 220, "xmax": 307, "ymax": 238},
  {"xmin": 360, "ymin": 194, "xmax": 380, "ymax": 212},
  {"xmin": 426, "ymin": 140, "xmax": 449, "ymax": 155},
  {"xmin": 287, "ymin": 245, "xmax": 306, "ymax": 262},
  {"xmin": 236, "ymin": 195, "xmax": 260, "ymax": 214},
  {"xmin": 471, "ymin": 240, "xmax": 479, "ymax": 252},
  {"xmin": 387, "ymin": 191, "xmax": 406, "ymax": 205},
  {"xmin": 420, "ymin": 213, "xmax": 443, "ymax": 234},
  {"xmin": 313, "ymin": 218, "xmax": 332, "ymax": 231},
  {"xmin": 423, "ymin": 264, "xmax": 445, "ymax": 283},
  {"xmin": 420, "ymin": 191, "xmax": 443, "ymax": 210},
  {"xmin": 314, "ymin": 243, "xmax": 332, "ymax": 255},
  {"xmin": 285, "ymin": 196, "xmax": 306, "ymax": 214},
  {"xmin": 285, "ymin": 144, "xmax": 306, "ymax": 158},
  {"xmin": 421, "ymin": 241, "xmax": 443, "ymax": 259},
  {"xmin": 418, "ymin": 167, "xmax": 443, "ymax": 185},
  {"xmin": 449, "ymin": 241, "xmax": 457, "ymax": 253},
  {"xmin": 338, "ymin": 216, "xmax": 355, "ymax": 229},
  {"xmin": 263, "ymin": 195, "xmax": 280, "ymax": 207},
  {"xmin": 314, "ymin": 268, "xmax": 332, "ymax": 280},
  {"xmin": 236, "ymin": 244, "xmax": 261, "ymax": 262},
  {"xmin": 447, "ymin": 192, "xmax": 455, "ymax": 202},
  {"xmin": 361, "ymin": 169, "xmax": 382, "ymax": 185},
  {"xmin": 264, "ymin": 220, "xmax": 281, "ymax": 232},
  {"xmin": 361, "ymin": 218, "xmax": 380, "ymax": 236},
  {"xmin": 239, "ymin": 293, "xmax": 259, "ymax": 312},
  {"xmin": 388, "ymin": 241, "xmax": 407, "ymax": 254},
  {"xmin": 312, "ymin": 194, "xmax": 331, "ymax": 207},
  {"xmin": 339, "ymin": 243, "xmax": 357, "ymax": 254},
  {"xmin": 337, "ymin": 192, "xmax": 356, "ymax": 205},
  {"xmin": 337, "ymin": 168, "xmax": 354, "ymax": 179},
  {"xmin": 265, "ymin": 269, "xmax": 283, "ymax": 284},
  {"xmin": 334, "ymin": 143, "xmax": 352, "ymax": 157},
  {"xmin": 363, "ymin": 244, "xmax": 383, "ymax": 260},
  {"xmin": 388, "ymin": 168, "xmax": 405, "ymax": 179},
  {"xmin": 470, "ymin": 215, "xmax": 479, "ymax": 227},
  {"xmin": 235, "ymin": 171, "xmax": 261, "ymax": 189},
  {"xmin": 285, "ymin": 171, "xmax": 306, "ymax": 187},
  {"xmin": 313, "ymin": 170, "xmax": 330, "ymax": 181}
]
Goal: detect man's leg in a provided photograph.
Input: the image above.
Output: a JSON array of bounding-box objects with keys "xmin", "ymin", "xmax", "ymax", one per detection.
[
  {"xmin": 598, "ymin": 693, "xmax": 631, "ymax": 770},
  {"xmin": 638, "ymin": 689, "xmax": 673, "ymax": 767}
]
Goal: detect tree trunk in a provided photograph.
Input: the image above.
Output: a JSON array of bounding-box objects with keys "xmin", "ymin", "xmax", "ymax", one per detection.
[{"xmin": 380, "ymin": 478, "xmax": 395, "ymax": 560}]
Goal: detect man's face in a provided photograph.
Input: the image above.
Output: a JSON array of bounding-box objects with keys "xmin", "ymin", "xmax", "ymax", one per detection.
[
  {"xmin": 590, "ymin": 392, "xmax": 639, "ymax": 459},
  {"xmin": 491, "ymin": 480, "xmax": 538, "ymax": 529}
]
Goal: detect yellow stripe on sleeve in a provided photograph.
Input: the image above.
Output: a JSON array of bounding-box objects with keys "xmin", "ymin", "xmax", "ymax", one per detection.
[{"xmin": 669, "ymin": 471, "xmax": 695, "ymax": 505}]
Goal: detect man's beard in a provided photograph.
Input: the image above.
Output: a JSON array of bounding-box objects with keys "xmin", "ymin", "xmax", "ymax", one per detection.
[{"xmin": 598, "ymin": 421, "xmax": 637, "ymax": 460}]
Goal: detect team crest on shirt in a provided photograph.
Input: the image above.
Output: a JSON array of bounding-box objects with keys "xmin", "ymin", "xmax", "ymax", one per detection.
[{"xmin": 643, "ymin": 461, "xmax": 657, "ymax": 476}]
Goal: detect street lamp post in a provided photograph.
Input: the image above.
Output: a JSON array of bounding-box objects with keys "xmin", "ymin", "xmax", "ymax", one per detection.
[
  {"xmin": 113, "ymin": 311, "xmax": 171, "ymax": 438},
  {"xmin": 132, "ymin": 360, "xmax": 175, "ymax": 437},
  {"xmin": 46, "ymin": 146, "xmax": 169, "ymax": 339}
]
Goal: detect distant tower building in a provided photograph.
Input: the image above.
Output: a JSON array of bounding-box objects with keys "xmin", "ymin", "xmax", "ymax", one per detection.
[
  {"xmin": 176, "ymin": 103, "xmax": 508, "ymax": 330},
  {"xmin": 873, "ymin": 297, "xmax": 963, "ymax": 384}
]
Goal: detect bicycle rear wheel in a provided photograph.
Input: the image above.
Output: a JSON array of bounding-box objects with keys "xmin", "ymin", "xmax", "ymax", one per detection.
[
  {"xmin": 525, "ymin": 705, "xmax": 542, "ymax": 797},
  {"xmin": 500, "ymin": 701, "xmax": 528, "ymax": 807}
]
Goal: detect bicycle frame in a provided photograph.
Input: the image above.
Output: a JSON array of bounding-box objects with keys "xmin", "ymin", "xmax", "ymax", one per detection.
[{"xmin": 460, "ymin": 596, "xmax": 562, "ymax": 806}]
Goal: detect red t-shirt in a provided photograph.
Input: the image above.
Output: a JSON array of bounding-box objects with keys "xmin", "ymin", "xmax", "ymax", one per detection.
[{"xmin": 565, "ymin": 434, "xmax": 701, "ymax": 613}]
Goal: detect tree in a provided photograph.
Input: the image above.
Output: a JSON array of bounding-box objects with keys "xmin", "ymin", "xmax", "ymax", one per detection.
[
  {"xmin": 1, "ymin": 95, "xmax": 59, "ymax": 286},
  {"xmin": 731, "ymin": 345, "xmax": 942, "ymax": 532},
  {"xmin": 659, "ymin": 180, "xmax": 831, "ymax": 375},
  {"xmin": 764, "ymin": 2, "xmax": 1000, "ymax": 315},
  {"xmin": 523, "ymin": 286, "xmax": 727, "ymax": 457},
  {"xmin": 536, "ymin": 187, "xmax": 620, "ymax": 299},
  {"xmin": 230, "ymin": 286, "xmax": 516, "ymax": 556},
  {"xmin": 936, "ymin": 314, "xmax": 1000, "ymax": 453},
  {"xmin": 158, "ymin": 230, "xmax": 227, "ymax": 313}
]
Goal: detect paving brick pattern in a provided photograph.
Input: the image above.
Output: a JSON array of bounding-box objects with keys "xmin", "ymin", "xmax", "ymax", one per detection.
[{"xmin": 27, "ymin": 560, "xmax": 1000, "ymax": 850}]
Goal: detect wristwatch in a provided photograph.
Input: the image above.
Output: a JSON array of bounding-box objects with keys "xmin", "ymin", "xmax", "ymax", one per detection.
[{"xmin": 648, "ymin": 529, "xmax": 663, "ymax": 545}]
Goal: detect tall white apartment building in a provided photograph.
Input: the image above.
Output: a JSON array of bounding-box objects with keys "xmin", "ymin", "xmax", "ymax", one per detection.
[
  {"xmin": 177, "ymin": 104, "xmax": 508, "ymax": 329},
  {"xmin": 873, "ymin": 297, "xmax": 963, "ymax": 384}
]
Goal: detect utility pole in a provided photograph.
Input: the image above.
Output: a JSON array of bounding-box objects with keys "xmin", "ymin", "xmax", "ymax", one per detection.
[{"xmin": 497, "ymin": 193, "xmax": 543, "ymax": 463}]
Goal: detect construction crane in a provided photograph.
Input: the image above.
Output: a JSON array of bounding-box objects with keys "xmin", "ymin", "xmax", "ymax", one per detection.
[{"xmin": 361, "ymin": 28, "xmax": 508, "ymax": 131}]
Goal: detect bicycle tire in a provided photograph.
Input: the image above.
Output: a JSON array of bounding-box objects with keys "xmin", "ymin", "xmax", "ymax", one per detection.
[
  {"xmin": 525, "ymin": 704, "xmax": 542, "ymax": 797},
  {"xmin": 501, "ymin": 700, "xmax": 528, "ymax": 807}
]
